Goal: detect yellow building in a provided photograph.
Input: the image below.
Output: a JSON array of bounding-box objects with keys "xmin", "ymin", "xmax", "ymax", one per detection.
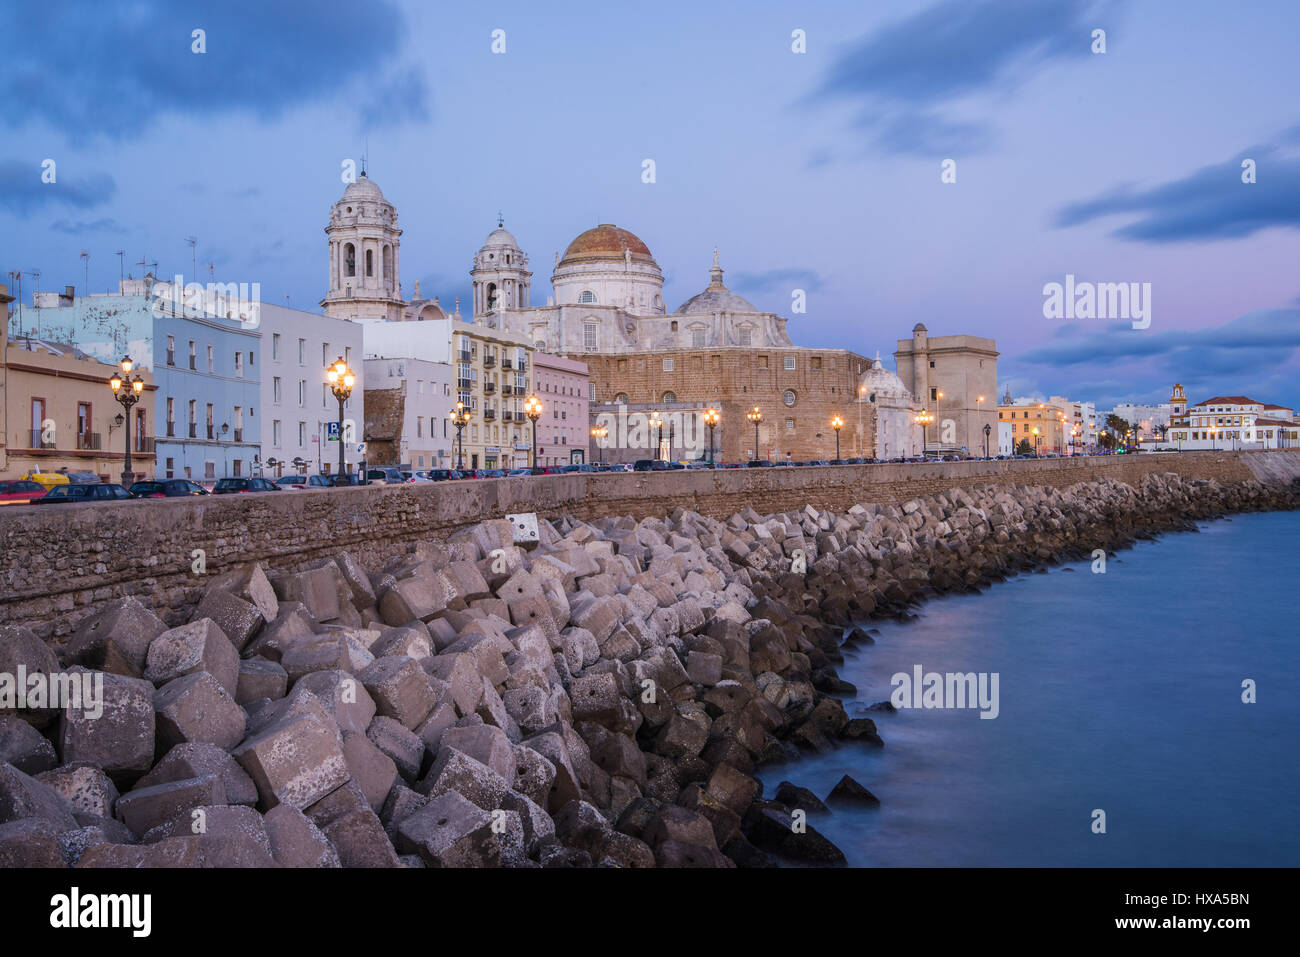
[
  {"xmin": 2, "ymin": 336, "xmax": 157, "ymax": 481},
  {"xmin": 998, "ymin": 398, "xmax": 1069, "ymax": 455},
  {"xmin": 1, "ymin": 283, "xmax": 10, "ymax": 476},
  {"xmin": 452, "ymin": 321, "xmax": 535, "ymax": 470}
]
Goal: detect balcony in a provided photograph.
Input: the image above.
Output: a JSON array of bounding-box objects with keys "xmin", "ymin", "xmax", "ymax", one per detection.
[
  {"xmin": 76, "ymin": 432, "xmax": 103, "ymax": 451},
  {"xmin": 484, "ymin": 382, "xmax": 496, "ymax": 394},
  {"xmin": 189, "ymin": 423, "xmax": 198, "ymax": 438},
  {"xmin": 26, "ymin": 430, "xmax": 56, "ymax": 450},
  {"xmin": 502, "ymin": 410, "xmax": 513, "ymax": 421},
  {"xmin": 517, "ymin": 359, "xmax": 528, "ymax": 372},
  {"xmin": 166, "ymin": 422, "xmax": 175, "ymax": 437},
  {"xmin": 483, "ymin": 354, "xmax": 496, "ymax": 367},
  {"xmin": 501, "ymin": 358, "xmax": 513, "ymax": 370},
  {"xmin": 206, "ymin": 424, "xmax": 215, "ymax": 440},
  {"xmin": 484, "ymin": 408, "xmax": 496, "ymax": 420},
  {"xmin": 166, "ymin": 350, "xmax": 176, "ymax": 366},
  {"xmin": 189, "ymin": 356, "xmax": 196, "ymax": 370},
  {"xmin": 501, "ymin": 384, "xmax": 514, "ymax": 396},
  {"xmin": 234, "ymin": 428, "xmax": 243, "ymax": 442},
  {"xmin": 136, "ymin": 435, "xmax": 155, "ymax": 454}
]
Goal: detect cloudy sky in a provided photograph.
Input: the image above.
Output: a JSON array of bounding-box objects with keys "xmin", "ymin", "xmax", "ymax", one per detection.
[{"xmin": 3, "ymin": 0, "xmax": 1299, "ymax": 410}]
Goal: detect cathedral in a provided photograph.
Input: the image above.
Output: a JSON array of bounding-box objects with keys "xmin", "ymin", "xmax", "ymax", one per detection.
[{"xmin": 318, "ymin": 172, "xmax": 985, "ymax": 463}]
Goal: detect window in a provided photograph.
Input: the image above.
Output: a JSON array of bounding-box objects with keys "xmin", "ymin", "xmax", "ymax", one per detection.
[
  {"xmin": 165, "ymin": 457, "xmax": 175, "ymax": 479},
  {"xmin": 584, "ymin": 323, "xmax": 598, "ymax": 350},
  {"xmin": 273, "ymin": 377, "xmax": 282, "ymax": 403},
  {"xmin": 298, "ymin": 339, "xmax": 306, "ymax": 365},
  {"xmin": 663, "ymin": 392, "xmax": 677, "ymax": 403},
  {"xmin": 272, "ymin": 333, "xmax": 281, "ymax": 360},
  {"xmin": 322, "ymin": 343, "xmax": 330, "ymax": 366},
  {"xmin": 738, "ymin": 327, "xmax": 752, "ymax": 347},
  {"xmin": 615, "ymin": 393, "xmax": 629, "ymax": 404},
  {"xmin": 663, "ymin": 358, "xmax": 674, "ymax": 371},
  {"xmin": 784, "ymin": 356, "xmax": 796, "ymax": 370},
  {"xmin": 298, "ymin": 380, "xmax": 305, "ymax": 407},
  {"xmin": 578, "ymin": 290, "xmax": 597, "ymax": 304},
  {"xmin": 249, "ymin": 350, "xmax": 254, "ymax": 367},
  {"xmin": 273, "ymin": 420, "xmax": 281, "ymax": 446},
  {"xmin": 417, "ymin": 418, "xmax": 423, "ymax": 438},
  {"xmin": 783, "ymin": 390, "xmax": 796, "ymax": 407},
  {"xmin": 929, "ymin": 360, "xmax": 935, "ymax": 368},
  {"xmin": 188, "ymin": 340, "xmax": 196, "ymax": 369},
  {"xmin": 207, "ymin": 345, "xmax": 214, "ymax": 373},
  {"xmin": 298, "ymin": 421, "xmax": 306, "ymax": 446},
  {"xmin": 786, "ymin": 418, "xmax": 794, "ymax": 430},
  {"xmin": 344, "ymin": 243, "xmax": 356, "ymax": 277},
  {"xmin": 235, "ymin": 352, "xmax": 243, "ymax": 378},
  {"xmin": 166, "ymin": 335, "xmax": 175, "ymax": 365},
  {"xmin": 931, "ymin": 388, "xmax": 938, "ymax": 401},
  {"xmin": 811, "ymin": 357, "xmax": 822, "ymax": 370},
  {"xmin": 758, "ymin": 355, "xmax": 769, "ymax": 369},
  {"xmin": 166, "ymin": 398, "xmax": 175, "ymax": 436}
]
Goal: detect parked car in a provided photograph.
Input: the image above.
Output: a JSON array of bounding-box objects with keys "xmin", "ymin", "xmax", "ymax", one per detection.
[
  {"xmin": 37, "ymin": 483, "xmax": 133, "ymax": 504},
  {"xmin": 212, "ymin": 477, "xmax": 281, "ymax": 494},
  {"xmin": 506, "ymin": 468, "xmax": 532, "ymax": 476},
  {"xmin": 129, "ymin": 479, "xmax": 210, "ymax": 498},
  {"xmin": 428, "ymin": 469, "xmax": 465, "ymax": 481},
  {"xmin": 275, "ymin": 475, "xmax": 309, "ymax": 490},
  {"xmin": 0, "ymin": 479, "xmax": 49, "ymax": 506},
  {"xmin": 746, "ymin": 460, "xmax": 773, "ymax": 468},
  {"xmin": 473, "ymin": 469, "xmax": 507, "ymax": 478},
  {"xmin": 366, "ymin": 468, "xmax": 405, "ymax": 484}
]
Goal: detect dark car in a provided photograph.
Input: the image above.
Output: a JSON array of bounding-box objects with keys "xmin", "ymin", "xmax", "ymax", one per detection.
[
  {"xmin": 130, "ymin": 479, "xmax": 210, "ymax": 498},
  {"xmin": 428, "ymin": 469, "xmax": 465, "ymax": 481},
  {"xmin": 0, "ymin": 480, "xmax": 49, "ymax": 506},
  {"xmin": 746, "ymin": 459, "xmax": 773, "ymax": 468},
  {"xmin": 212, "ymin": 477, "xmax": 280, "ymax": 494},
  {"xmin": 38, "ymin": 483, "xmax": 133, "ymax": 504},
  {"xmin": 474, "ymin": 469, "xmax": 507, "ymax": 478},
  {"xmin": 632, "ymin": 459, "xmax": 656, "ymax": 472}
]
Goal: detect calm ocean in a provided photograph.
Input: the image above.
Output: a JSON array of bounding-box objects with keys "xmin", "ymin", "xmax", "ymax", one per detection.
[{"xmin": 761, "ymin": 509, "xmax": 1300, "ymax": 866}]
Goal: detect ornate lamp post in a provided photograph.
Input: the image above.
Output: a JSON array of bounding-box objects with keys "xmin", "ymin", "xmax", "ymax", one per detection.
[
  {"xmin": 913, "ymin": 409, "xmax": 934, "ymax": 457},
  {"xmin": 1032, "ymin": 426, "xmax": 1041, "ymax": 457},
  {"xmin": 109, "ymin": 355, "xmax": 145, "ymax": 486},
  {"xmin": 524, "ymin": 395, "xmax": 543, "ymax": 468},
  {"xmin": 648, "ymin": 409, "xmax": 663, "ymax": 461},
  {"xmin": 830, "ymin": 414, "xmax": 843, "ymax": 461},
  {"xmin": 325, "ymin": 356, "xmax": 355, "ymax": 481},
  {"xmin": 450, "ymin": 401, "xmax": 471, "ymax": 470},
  {"xmin": 590, "ymin": 424, "xmax": 608, "ymax": 465},
  {"xmin": 703, "ymin": 408, "xmax": 720, "ymax": 466},
  {"xmin": 983, "ymin": 422, "xmax": 991, "ymax": 459},
  {"xmin": 747, "ymin": 405, "xmax": 762, "ymax": 461}
]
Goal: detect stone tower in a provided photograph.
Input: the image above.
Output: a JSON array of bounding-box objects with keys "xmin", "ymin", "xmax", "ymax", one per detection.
[
  {"xmin": 321, "ymin": 171, "xmax": 405, "ymax": 322},
  {"xmin": 470, "ymin": 216, "xmax": 531, "ymax": 324}
]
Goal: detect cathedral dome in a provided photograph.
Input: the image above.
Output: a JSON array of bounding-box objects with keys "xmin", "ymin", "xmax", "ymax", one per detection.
[
  {"xmin": 341, "ymin": 172, "xmax": 385, "ymax": 202},
  {"xmin": 559, "ymin": 225, "xmax": 657, "ymax": 266},
  {"xmin": 860, "ymin": 352, "xmax": 912, "ymax": 400},
  {"xmin": 676, "ymin": 251, "xmax": 758, "ymax": 314}
]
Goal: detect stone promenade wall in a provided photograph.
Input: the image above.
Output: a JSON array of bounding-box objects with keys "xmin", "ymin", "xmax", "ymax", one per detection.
[{"xmin": 3, "ymin": 449, "xmax": 1297, "ymax": 640}]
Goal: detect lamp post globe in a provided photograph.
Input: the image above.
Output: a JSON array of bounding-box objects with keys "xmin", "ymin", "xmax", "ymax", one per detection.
[
  {"xmin": 110, "ymin": 355, "xmax": 146, "ymax": 486},
  {"xmin": 590, "ymin": 424, "xmax": 608, "ymax": 465},
  {"xmin": 450, "ymin": 401, "xmax": 471, "ymax": 471},
  {"xmin": 524, "ymin": 395, "xmax": 543, "ymax": 468},
  {"xmin": 326, "ymin": 356, "xmax": 356, "ymax": 481},
  {"xmin": 830, "ymin": 414, "xmax": 843, "ymax": 461},
  {"xmin": 746, "ymin": 406, "xmax": 762, "ymax": 461},
  {"xmin": 703, "ymin": 408, "xmax": 720, "ymax": 466}
]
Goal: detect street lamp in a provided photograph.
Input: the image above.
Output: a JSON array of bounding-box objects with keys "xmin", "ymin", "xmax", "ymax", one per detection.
[
  {"xmin": 325, "ymin": 356, "xmax": 356, "ymax": 481},
  {"xmin": 983, "ymin": 422, "xmax": 991, "ymax": 459},
  {"xmin": 524, "ymin": 395, "xmax": 543, "ymax": 468},
  {"xmin": 746, "ymin": 405, "xmax": 762, "ymax": 461},
  {"xmin": 914, "ymin": 410, "xmax": 934, "ymax": 457},
  {"xmin": 109, "ymin": 355, "xmax": 145, "ymax": 486},
  {"xmin": 590, "ymin": 424, "xmax": 608, "ymax": 465},
  {"xmin": 1032, "ymin": 426, "xmax": 1040, "ymax": 457},
  {"xmin": 703, "ymin": 408, "xmax": 720, "ymax": 466},
  {"xmin": 450, "ymin": 400, "xmax": 471, "ymax": 470},
  {"xmin": 830, "ymin": 414, "xmax": 843, "ymax": 461},
  {"xmin": 648, "ymin": 409, "xmax": 663, "ymax": 461}
]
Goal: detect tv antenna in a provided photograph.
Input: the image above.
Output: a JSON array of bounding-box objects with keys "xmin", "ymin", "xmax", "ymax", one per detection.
[
  {"xmin": 116, "ymin": 250, "xmax": 125, "ymax": 285},
  {"xmin": 185, "ymin": 236, "xmax": 197, "ymax": 280},
  {"xmin": 80, "ymin": 251, "xmax": 89, "ymax": 295}
]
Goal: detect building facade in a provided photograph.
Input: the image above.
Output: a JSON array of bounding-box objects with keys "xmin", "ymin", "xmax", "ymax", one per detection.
[
  {"xmin": 531, "ymin": 352, "xmax": 590, "ymax": 467},
  {"xmin": 998, "ymin": 396, "xmax": 1069, "ymax": 455},
  {"xmin": 895, "ymin": 325, "xmax": 998, "ymax": 457},
  {"xmin": 1164, "ymin": 394, "xmax": 1298, "ymax": 449},
  {"xmin": 362, "ymin": 357, "xmax": 454, "ymax": 469},
  {"xmin": 258, "ymin": 302, "xmax": 364, "ymax": 477},
  {"xmin": 858, "ymin": 351, "xmax": 921, "ymax": 460}
]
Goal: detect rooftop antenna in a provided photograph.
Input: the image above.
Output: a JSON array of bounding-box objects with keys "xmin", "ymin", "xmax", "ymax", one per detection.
[
  {"xmin": 115, "ymin": 250, "xmax": 125, "ymax": 287},
  {"xmin": 185, "ymin": 236, "xmax": 197, "ymax": 281},
  {"xmin": 361, "ymin": 136, "xmax": 368, "ymax": 177},
  {"xmin": 207, "ymin": 260, "xmax": 215, "ymax": 283},
  {"xmin": 80, "ymin": 251, "xmax": 89, "ymax": 296},
  {"xmin": 498, "ymin": 209, "xmax": 504, "ymax": 228},
  {"xmin": 26, "ymin": 270, "xmax": 41, "ymax": 335}
]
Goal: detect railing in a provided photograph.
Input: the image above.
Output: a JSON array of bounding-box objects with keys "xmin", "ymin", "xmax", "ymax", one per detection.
[
  {"xmin": 26, "ymin": 430, "xmax": 56, "ymax": 450},
  {"xmin": 483, "ymin": 354, "xmax": 495, "ymax": 367},
  {"xmin": 76, "ymin": 432, "xmax": 102, "ymax": 451},
  {"xmin": 189, "ymin": 423, "xmax": 198, "ymax": 438},
  {"xmin": 189, "ymin": 356, "xmax": 196, "ymax": 370},
  {"xmin": 136, "ymin": 435, "xmax": 155, "ymax": 454},
  {"xmin": 233, "ymin": 428, "xmax": 243, "ymax": 442},
  {"xmin": 501, "ymin": 358, "xmax": 513, "ymax": 369},
  {"xmin": 484, "ymin": 408, "xmax": 496, "ymax": 420},
  {"xmin": 166, "ymin": 422, "xmax": 175, "ymax": 437},
  {"xmin": 207, "ymin": 424, "xmax": 214, "ymax": 440},
  {"xmin": 484, "ymin": 382, "xmax": 496, "ymax": 393},
  {"xmin": 502, "ymin": 410, "xmax": 513, "ymax": 421},
  {"xmin": 517, "ymin": 359, "xmax": 528, "ymax": 372}
]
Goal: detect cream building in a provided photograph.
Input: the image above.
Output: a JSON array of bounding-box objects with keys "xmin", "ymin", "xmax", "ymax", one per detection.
[
  {"xmin": 1164, "ymin": 393, "xmax": 1298, "ymax": 450},
  {"xmin": 857, "ymin": 351, "xmax": 921, "ymax": 460},
  {"xmin": 895, "ymin": 325, "xmax": 998, "ymax": 457}
]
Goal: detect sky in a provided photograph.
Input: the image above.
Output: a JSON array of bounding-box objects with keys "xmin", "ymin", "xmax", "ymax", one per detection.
[{"xmin": 3, "ymin": 0, "xmax": 1299, "ymax": 411}]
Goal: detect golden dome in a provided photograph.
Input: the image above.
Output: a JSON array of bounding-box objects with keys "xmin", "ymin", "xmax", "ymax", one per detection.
[{"xmin": 559, "ymin": 224, "xmax": 656, "ymax": 266}]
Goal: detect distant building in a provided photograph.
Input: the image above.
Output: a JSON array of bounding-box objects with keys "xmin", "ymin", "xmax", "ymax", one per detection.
[
  {"xmin": 858, "ymin": 351, "xmax": 921, "ymax": 460},
  {"xmin": 362, "ymin": 357, "xmax": 453, "ymax": 470},
  {"xmin": 1164, "ymin": 393, "xmax": 1298, "ymax": 449},
  {"xmin": 895, "ymin": 324, "xmax": 998, "ymax": 457},
  {"xmin": 999, "ymin": 394, "xmax": 1069, "ymax": 455},
  {"xmin": 531, "ymin": 352, "xmax": 590, "ymax": 467},
  {"xmin": 1112, "ymin": 401, "xmax": 1172, "ymax": 442}
]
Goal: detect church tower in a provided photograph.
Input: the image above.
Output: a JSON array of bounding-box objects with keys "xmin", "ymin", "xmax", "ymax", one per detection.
[
  {"xmin": 321, "ymin": 171, "xmax": 405, "ymax": 322},
  {"xmin": 1170, "ymin": 383, "xmax": 1188, "ymax": 427},
  {"xmin": 470, "ymin": 216, "xmax": 531, "ymax": 325}
]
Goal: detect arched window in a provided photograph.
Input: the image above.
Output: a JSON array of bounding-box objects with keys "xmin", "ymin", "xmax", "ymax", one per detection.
[
  {"xmin": 486, "ymin": 283, "xmax": 498, "ymax": 311},
  {"xmin": 583, "ymin": 323, "xmax": 598, "ymax": 351},
  {"xmin": 738, "ymin": 326, "xmax": 752, "ymax": 346},
  {"xmin": 365, "ymin": 249, "xmax": 374, "ymax": 277},
  {"xmin": 534, "ymin": 340, "xmax": 547, "ymax": 350},
  {"xmin": 382, "ymin": 244, "xmax": 392, "ymax": 280},
  {"xmin": 614, "ymin": 393, "xmax": 629, "ymax": 404},
  {"xmin": 578, "ymin": 290, "xmax": 597, "ymax": 304},
  {"xmin": 663, "ymin": 392, "xmax": 677, "ymax": 403},
  {"xmin": 344, "ymin": 243, "xmax": 356, "ymax": 278}
]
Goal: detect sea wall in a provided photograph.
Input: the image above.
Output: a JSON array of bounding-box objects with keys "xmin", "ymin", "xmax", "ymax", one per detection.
[{"xmin": 2, "ymin": 449, "xmax": 1298, "ymax": 639}]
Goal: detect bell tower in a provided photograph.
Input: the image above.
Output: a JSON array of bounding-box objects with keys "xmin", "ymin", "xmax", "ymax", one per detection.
[
  {"xmin": 321, "ymin": 171, "xmax": 404, "ymax": 322},
  {"xmin": 470, "ymin": 214, "xmax": 531, "ymax": 324}
]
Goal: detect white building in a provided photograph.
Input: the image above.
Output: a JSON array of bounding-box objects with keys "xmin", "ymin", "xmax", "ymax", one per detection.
[
  {"xmin": 1112, "ymin": 402, "xmax": 1172, "ymax": 441},
  {"xmin": 998, "ymin": 420, "xmax": 1014, "ymax": 456},
  {"xmin": 1164, "ymin": 394, "xmax": 1298, "ymax": 450},
  {"xmin": 858, "ymin": 351, "xmax": 921, "ymax": 460},
  {"xmin": 257, "ymin": 302, "xmax": 365, "ymax": 477},
  {"xmin": 362, "ymin": 357, "xmax": 454, "ymax": 469}
]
